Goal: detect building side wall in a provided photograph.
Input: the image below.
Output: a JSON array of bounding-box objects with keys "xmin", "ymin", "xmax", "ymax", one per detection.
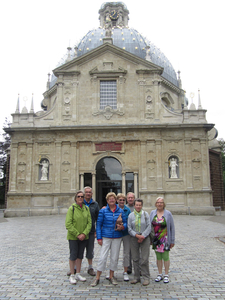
[{"xmin": 5, "ymin": 127, "xmax": 214, "ymax": 216}]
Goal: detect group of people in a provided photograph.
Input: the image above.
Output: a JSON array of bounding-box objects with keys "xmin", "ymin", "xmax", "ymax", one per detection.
[{"xmin": 65, "ymin": 188, "xmax": 175, "ymax": 287}]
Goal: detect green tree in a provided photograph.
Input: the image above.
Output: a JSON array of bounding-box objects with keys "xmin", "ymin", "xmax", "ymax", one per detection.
[
  {"xmin": 218, "ymin": 139, "xmax": 225, "ymax": 198},
  {"xmin": 0, "ymin": 118, "xmax": 11, "ymax": 206}
]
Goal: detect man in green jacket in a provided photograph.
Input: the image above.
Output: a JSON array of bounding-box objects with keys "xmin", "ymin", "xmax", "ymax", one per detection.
[{"xmin": 65, "ymin": 190, "xmax": 92, "ymax": 284}]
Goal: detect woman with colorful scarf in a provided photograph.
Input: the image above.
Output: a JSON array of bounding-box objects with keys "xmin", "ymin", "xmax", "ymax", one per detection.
[{"xmin": 128, "ymin": 199, "xmax": 151, "ymax": 286}]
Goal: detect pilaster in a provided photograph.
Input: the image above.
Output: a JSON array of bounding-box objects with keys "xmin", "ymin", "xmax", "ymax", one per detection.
[
  {"xmin": 25, "ymin": 142, "xmax": 33, "ymax": 192},
  {"xmin": 155, "ymin": 140, "xmax": 163, "ymax": 189},
  {"xmin": 9, "ymin": 143, "xmax": 18, "ymax": 192},
  {"xmin": 54, "ymin": 142, "xmax": 61, "ymax": 192}
]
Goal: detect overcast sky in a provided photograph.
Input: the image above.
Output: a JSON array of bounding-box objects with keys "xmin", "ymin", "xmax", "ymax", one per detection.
[{"xmin": 1, "ymin": 0, "xmax": 224, "ymax": 140}]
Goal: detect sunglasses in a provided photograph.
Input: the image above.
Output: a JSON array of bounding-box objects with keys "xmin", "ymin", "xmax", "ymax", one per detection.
[
  {"xmin": 118, "ymin": 199, "xmax": 125, "ymax": 201},
  {"xmin": 77, "ymin": 195, "xmax": 84, "ymax": 198}
]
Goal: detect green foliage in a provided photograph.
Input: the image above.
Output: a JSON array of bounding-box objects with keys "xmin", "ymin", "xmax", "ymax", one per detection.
[
  {"xmin": 0, "ymin": 118, "xmax": 11, "ymax": 205},
  {"xmin": 218, "ymin": 139, "xmax": 225, "ymax": 197}
]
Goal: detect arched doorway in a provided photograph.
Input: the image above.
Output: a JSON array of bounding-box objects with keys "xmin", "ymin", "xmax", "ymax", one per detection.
[{"xmin": 96, "ymin": 157, "xmax": 122, "ymax": 207}]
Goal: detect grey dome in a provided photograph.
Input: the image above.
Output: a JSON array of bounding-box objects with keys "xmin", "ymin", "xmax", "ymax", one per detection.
[
  {"xmin": 100, "ymin": 2, "xmax": 127, "ymax": 10},
  {"xmin": 50, "ymin": 28, "xmax": 178, "ymax": 88}
]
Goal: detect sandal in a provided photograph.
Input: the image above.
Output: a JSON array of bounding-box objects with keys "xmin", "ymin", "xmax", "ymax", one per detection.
[
  {"xmin": 164, "ymin": 275, "xmax": 169, "ymax": 283},
  {"xmin": 155, "ymin": 274, "xmax": 163, "ymax": 282}
]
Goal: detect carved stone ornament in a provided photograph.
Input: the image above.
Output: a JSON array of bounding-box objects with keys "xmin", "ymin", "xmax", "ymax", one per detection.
[
  {"xmin": 93, "ymin": 106, "xmax": 124, "ymax": 120},
  {"xmin": 146, "ymin": 95, "xmax": 152, "ymax": 103},
  {"xmin": 64, "ymin": 97, "xmax": 70, "ymax": 104},
  {"xmin": 138, "ymin": 80, "xmax": 146, "ymax": 86}
]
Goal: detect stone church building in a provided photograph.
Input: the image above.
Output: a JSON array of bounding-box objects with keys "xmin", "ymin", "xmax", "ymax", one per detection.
[{"xmin": 5, "ymin": 2, "xmax": 224, "ymax": 216}]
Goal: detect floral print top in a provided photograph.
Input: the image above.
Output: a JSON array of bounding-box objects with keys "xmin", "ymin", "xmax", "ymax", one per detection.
[{"xmin": 152, "ymin": 214, "xmax": 168, "ymax": 252}]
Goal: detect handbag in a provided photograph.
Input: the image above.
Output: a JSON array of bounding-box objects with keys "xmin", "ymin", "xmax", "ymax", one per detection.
[{"xmin": 115, "ymin": 213, "xmax": 123, "ymax": 230}]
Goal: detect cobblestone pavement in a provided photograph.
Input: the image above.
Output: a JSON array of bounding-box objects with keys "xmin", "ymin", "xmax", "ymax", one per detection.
[{"xmin": 0, "ymin": 213, "xmax": 225, "ymax": 300}]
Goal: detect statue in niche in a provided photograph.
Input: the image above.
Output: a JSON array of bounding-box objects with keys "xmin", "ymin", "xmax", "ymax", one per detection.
[
  {"xmin": 40, "ymin": 160, "xmax": 49, "ymax": 180},
  {"xmin": 169, "ymin": 158, "xmax": 178, "ymax": 178}
]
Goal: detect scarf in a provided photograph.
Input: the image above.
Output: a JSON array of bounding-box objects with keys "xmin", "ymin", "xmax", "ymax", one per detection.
[
  {"xmin": 84, "ymin": 198, "xmax": 93, "ymax": 207},
  {"xmin": 134, "ymin": 209, "xmax": 142, "ymax": 232}
]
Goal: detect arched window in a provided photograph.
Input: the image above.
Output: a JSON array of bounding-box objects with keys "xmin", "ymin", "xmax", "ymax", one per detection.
[{"xmin": 168, "ymin": 156, "xmax": 179, "ymax": 179}]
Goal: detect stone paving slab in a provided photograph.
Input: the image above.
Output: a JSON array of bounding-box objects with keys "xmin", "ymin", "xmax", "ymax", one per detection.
[{"xmin": 0, "ymin": 214, "xmax": 225, "ymax": 299}]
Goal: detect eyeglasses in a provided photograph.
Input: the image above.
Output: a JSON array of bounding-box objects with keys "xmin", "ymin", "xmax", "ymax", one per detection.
[
  {"xmin": 118, "ymin": 199, "xmax": 125, "ymax": 202},
  {"xmin": 77, "ymin": 195, "xmax": 84, "ymax": 198}
]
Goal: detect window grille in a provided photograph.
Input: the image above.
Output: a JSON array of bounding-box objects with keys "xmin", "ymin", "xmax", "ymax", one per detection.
[{"xmin": 100, "ymin": 80, "xmax": 117, "ymax": 109}]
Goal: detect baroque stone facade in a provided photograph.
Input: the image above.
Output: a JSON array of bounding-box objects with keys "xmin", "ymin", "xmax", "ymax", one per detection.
[{"xmin": 5, "ymin": 2, "xmax": 221, "ymax": 216}]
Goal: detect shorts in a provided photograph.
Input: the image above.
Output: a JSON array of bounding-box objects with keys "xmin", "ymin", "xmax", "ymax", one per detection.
[
  {"xmin": 69, "ymin": 239, "xmax": 88, "ymax": 261},
  {"xmin": 155, "ymin": 250, "xmax": 170, "ymax": 262}
]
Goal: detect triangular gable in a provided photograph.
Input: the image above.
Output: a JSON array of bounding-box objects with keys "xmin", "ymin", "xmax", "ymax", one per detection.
[{"xmin": 53, "ymin": 42, "xmax": 163, "ymax": 76}]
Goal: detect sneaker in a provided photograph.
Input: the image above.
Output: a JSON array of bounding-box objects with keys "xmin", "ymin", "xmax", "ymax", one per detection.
[
  {"xmin": 91, "ymin": 278, "xmax": 100, "ymax": 287},
  {"xmin": 69, "ymin": 274, "xmax": 77, "ymax": 284},
  {"xmin": 142, "ymin": 280, "xmax": 149, "ymax": 286},
  {"xmin": 106, "ymin": 274, "xmax": 110, "ymax": 280},
  {"xmin": 127, "ymin": 269, "xmax": 132, "ymax": 274},
  {"xmin": 109, "ymin": 276, "xmax": 118, "ymax": 285},
  {"xmin": 88, "ymin": 268, "xmax": 96, "ymax": 276},
  {"xmin": 67, "ymin": 269, "xmax": 76, "ymax": 276},
  {"xmin": 75, "ymin": 273, "xmax": 86, "ymax": 282},
  {"xmin": 123, "ymin": 272, "xmax": 129, "ymax": 281},
  {"xmin": 131, "ymin": 279, "xmax": 140, "ymax": 284}
]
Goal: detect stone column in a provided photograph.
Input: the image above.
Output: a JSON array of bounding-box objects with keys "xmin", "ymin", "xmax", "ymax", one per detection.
[
  {"xmin": 92, "ymin": 172, "xmax": 96, "ymax": 201},
  {"xmin": 140, "ymin": 141, "xmax": 147, "ymax": 190},
  {"xmin": 55, "ymin": 142, "xmax": 61, "ymax": 192},
  {"xmin": 152, "ymin": 78, "xmax": 161, "ymax": 121},
  {"xmin": 80, "ymin": 173, "xmax": 84, "ymax": 190},
  {"xmin": 155, "ymin": 140, "xmax": 163, "ymax": 190},
  {"xmin": 134, "ymin": 172, "xmax": 138, "ymax": 197},
  {"xmin": 122, "ymin": 172, "xmax": 126, "ymax": 194},
  {"xmin": 70, "ymin": 142, "xmax": 76, "ymax": 191},
  {"xmin": 25, "ymin": 142, "xmax": 33, "ymax": 192},
  {"xmin": 9, "ymin": 143, "xmax": 18, "ymax": 192},
  {"xmin": 56, "ymin": 80, "xmax": 63, "ymax": 124}
]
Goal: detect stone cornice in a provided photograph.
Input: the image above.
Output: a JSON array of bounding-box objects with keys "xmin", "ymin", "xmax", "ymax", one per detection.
[
  {"xmin": 53, "ymin": 70, "xmax": 80, "ymax": 77},
  {"xmin": 136, "ymin": 69, "xmax": 163, "ymax": 75},
  {"xmin": 5, "ymin": 123, "xmax": 215, "ymax": 134},
  {"xmin": 161, "ymin": 77, "xmax": 182, "ymax": 94},
  {"xmin": 89, "ymin": 67, "xmax": 127, "ymax": 77}
]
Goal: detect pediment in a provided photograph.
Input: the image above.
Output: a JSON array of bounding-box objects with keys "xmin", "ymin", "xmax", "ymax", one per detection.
[{"xmin": 53, "ymin": 42, "xmax": 163, "ymax": 76}]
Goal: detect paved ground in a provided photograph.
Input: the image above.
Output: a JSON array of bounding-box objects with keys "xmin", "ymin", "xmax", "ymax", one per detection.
[{"xmin": 0, "ymin": 212, "xmax": 225, "ymax": 300}]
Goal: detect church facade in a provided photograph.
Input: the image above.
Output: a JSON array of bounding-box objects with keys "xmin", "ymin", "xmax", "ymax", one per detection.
[{"xmin": 5, "ymin": 2, "xmax": 222, "ymax": 216}]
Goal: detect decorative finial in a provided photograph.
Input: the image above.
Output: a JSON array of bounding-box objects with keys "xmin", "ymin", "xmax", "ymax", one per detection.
[
  {"xmin": 145, "ymin": 45, "xmax": 151, "ymax": 62},
  {"xmin": 30, "ymin": 94, "xmax": 34, "ymax": 113},
  {"xmin": 177, "ymin": 70, "xmax": 182, "ymax": 88},
  {"xmin": 74, "ymin": 46, "xmax": 78, "ymax": 58},
  {"xmin": 189, "ymin": 92, "xmax": 196, "ymax": 110},
  {"xmin": 66, "ymin": 46, "xmax": 72, "ymax": 62},
  {"xmin": 198, "ymin": 89, "xmax": 202, "ymax": 109},
  {"xmin": 15, "ymin": 93, "xmax": 20, "ymax": 113}
]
